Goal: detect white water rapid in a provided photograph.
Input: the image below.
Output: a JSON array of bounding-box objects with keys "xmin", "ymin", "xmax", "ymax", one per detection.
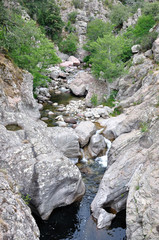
[{"xmin": 95, "ymin": 128, "xmax": 112, "ymax": 168}]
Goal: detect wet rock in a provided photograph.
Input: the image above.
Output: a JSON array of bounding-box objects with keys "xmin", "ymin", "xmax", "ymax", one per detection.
[
  {"xmin": 88, "ymin": 133, "xmax": 106, "ymax": 157},
  {"xmin": 75, "ymin": 121, "xmax": 96, "ymax": 147},
  {"xmin": 64, "ymin": 117, "xmax": 77, "ymax": 124},
  {"xmin": 0, "ymin": 170, "xmax": 40, "ymax": 240},
  {"xmin": 56, "ymin": 121, "xmax": 68, "ymax": 127},
  {"xmin": 41, "ymin": 117, "xmax": 49, "ymax": 121}
]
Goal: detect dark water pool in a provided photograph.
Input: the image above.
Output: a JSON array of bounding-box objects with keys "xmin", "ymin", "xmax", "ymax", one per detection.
[{"xmin": 33, "ymin": 161, "xmax": 126, "ymax": 240}]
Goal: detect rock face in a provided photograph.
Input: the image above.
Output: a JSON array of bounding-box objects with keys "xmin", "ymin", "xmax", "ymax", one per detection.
[
  {"xmin": 0, "ymin": 53, "xmax": 85, "ymax": 224},
  {"xmin": 69, "ymin": 71, "xmax": 108, "ymax": 105},
  {"xmin": 49, "ymin": 127, "xmax": 81, "ymax": 158},
  {"xmin": 75, "ymin": 121, "xmax": 96, "ymax": 147},
  {"xmin": 152, "ymin": 37, "xmax": 159, "ymax": 63},
  {"xmin": 0, "ymin": 170, "xmax": 40, "ymax": 240},
  {"xmin": 57, "ymin": 0, "xmax": 110, "ymax": 60},
  {"xmin": 91, "ymin": 50, "xmax": 159, "ymax": 239},
  {"xmin": 88, "ymin": 133, "xmax": 106, "ymax": 158}
]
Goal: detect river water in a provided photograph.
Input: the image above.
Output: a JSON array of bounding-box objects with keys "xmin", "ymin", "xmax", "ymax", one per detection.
[{"xmin": 36, "ymin": 92, "xmax": 126, "ymax": 240}]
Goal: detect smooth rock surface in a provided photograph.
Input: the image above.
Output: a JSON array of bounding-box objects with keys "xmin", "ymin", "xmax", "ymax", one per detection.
[
  {"xmin": 0, "ymin": 53, "xmax": 85, "ymax": 222},
  {"xmin": 88, "ymin": 133, "xmax": 106, "ymax": 157},
  {"xmin": 75, "ymin": 121, "xmax": 96, "ymax": 147}
]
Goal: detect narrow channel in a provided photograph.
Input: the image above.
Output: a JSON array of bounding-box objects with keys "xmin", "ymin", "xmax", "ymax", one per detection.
[{"xmin": 35, "ymin": 92, "xmax": 126, "ymax": 240}]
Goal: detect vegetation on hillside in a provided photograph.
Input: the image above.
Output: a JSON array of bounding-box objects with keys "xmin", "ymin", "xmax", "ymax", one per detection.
[
  {"xmin": 0, "ymin": 2, "xmax": 60, "ymax": 89},
  {"xmin": 84, "ymin": 1, "xmax": 158, "ymax": 83},
  {"xmin": 20, "ymin": 0, "xmax": 64, "ymax": 41}
]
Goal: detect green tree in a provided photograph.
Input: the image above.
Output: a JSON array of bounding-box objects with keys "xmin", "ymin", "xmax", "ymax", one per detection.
[
  {"xmin": 110, "ymin": 4, "xmax": 130, "ymax": 28},
  {"xmin": 0, "ymin": 7, "xmax": 60, "ymax": 88},
  {"xmin": 86, "ymin": 19, "xmax": 113, "ymax": 42},
  {"xmin": 90, "ymin": 33, "xmax": 125, "ymax": 82},
  {"xmin": 59, "ymin": 33, "xmax": 78, "ymax": 55},
  {"xmin": 22, "ymin": 0, "xmax": 64, "ymax": 41}
]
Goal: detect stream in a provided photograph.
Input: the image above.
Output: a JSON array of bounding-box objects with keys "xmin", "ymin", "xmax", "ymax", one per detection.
[{"xmin": 36, "ymin": 91, "xmax": 126, "ymax": 240}]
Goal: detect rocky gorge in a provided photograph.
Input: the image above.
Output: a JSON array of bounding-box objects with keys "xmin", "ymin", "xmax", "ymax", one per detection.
[
  {"xmin": 1, "ymin": 0, "xmax": 159, "ymax": 239},
  {"xmin": 1, "ymin": 34, "xmax": 159, "ymax": 239}
]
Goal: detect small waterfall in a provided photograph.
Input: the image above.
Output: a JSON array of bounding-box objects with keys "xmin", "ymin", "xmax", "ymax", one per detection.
[
  {"xmin": 81, "ymin": 148, "xmax": 88, "ymax": 163},
  {"xmin": 95, "ymin": 129, "xmax": 112, "ymax": 168}
]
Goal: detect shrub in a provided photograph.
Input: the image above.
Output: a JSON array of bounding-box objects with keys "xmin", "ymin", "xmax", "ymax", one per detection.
[
  {"xmin": 103, "ymin": 90, "xmax": 118, "ymax": 107},
  {"xmin": 110, "ymin": 4, "xmax": 130, "ymax": 28},
  {"xmin": 86, "ymin": 19, "xmax": 113, "ymax": 42},
  {"xmin": 140, "ymin": 31, "xmax": 158, "ymax": 51},
  {"xmin": 89, "ymin": 33, "xmax": 125, "ymax": 82},
  {"xmin": 91, "ymin": 94, "xmax": 98, "ymax": 106},
  {"xmin": 133, "ymin": 15, "xmax": 155, "ymax": 39},
  {"xmin": 65, "ymin": 21, "xmax": 76, "ymax": 33},
  {"xmin": 143, "ymin": 2, "xmax": 159, "ymax": 21},
  {"xmin": 59, "ymin": 33, "xmax": 78, "ymax": 55},
  {"xmin": 68, "ymin": 11, "xmax": 78, "ymax": 23},
  {"xmin": 72, "ymin": 0, "xmax": 84, "ymax": 9}
]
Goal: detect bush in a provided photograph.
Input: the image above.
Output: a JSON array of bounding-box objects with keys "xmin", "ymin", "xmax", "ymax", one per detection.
[
  {"xmin": 59, "ymin": 33, "xmax": 78, "ymax": 55},
  {"xmin": 68, "ymin": 11, "xmax": 78, "ymax": 23},
  {"xmin": 133, "ymin": 15, "xmax": 155, "ymax": 39},
  {"xmin": 143, "ymin": 2, "xmax": 159, "ymax": 21},
  {"xmin": 91, "ymin": 94, "xmax": 98, "ymax": 106},
  {"xmin": 86, "ymin": 19, "xmax": 113, "ymax": 42},
  {"xmin": 89, "ymin": 33, "xmax": 125, "ymax": 82},
  {"xmin": 110, "ymin": 4, "xmax": 130, "ymax": 28},
  {"xmin": 65, "ymin": 21, "xmax": 76, "ymax": 33},
  {"xmin": 140, "ymin": 31, "xmax": 158, "ymax": 51},
  {"xmin": 72, "ymin": 0, "xmax": 84, "ymax": 9}
]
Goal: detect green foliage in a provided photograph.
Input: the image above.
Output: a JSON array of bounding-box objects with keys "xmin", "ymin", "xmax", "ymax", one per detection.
[
  {"xmin": 103, "ymin": 90, "xmax": 118, "ymax": 107},
  {"xmin": 142, "ymin": 2, "xmax": 159, "ymax": 21},
  {"xmin": 0, "ymin": 6, "xmax": 60, "ymax": 89},
  {"xmin": 68, "ymin": 11, "xmax": 78, "ymax": 23},
  {"xmin": 122, "ymin": 14, "xmax": 156, "ymax": 52},
  {"xmin": 22, "ymin": 0, "xmax": 64, "ymax": 41},
  {"xmin": 89, "ymin": 33, "xmax": 125, "ymax": 82},
  {"xmin": 65, "ymin": 21, "xmax": 76, "ymax": 33},
  {"xmin": 140, "ymin": 31, "xmax": 158, "ymax": 52},
  {"xmin": 136, "ymin": 185, "xmax": 140, "ymax": 191},
  {"xmin": 21, "ymin": 194, "xmax": 31, "ymax": 205},
  {"xmin": 72, "ymin": 0, "xmax": 84, "ymax": 9},
  {"xmin": 110, "ymin": 106, "xmax": 123, "ymax": 116},
  {"xmin": 86, "ymin": 19, "xmax": 113, "ymax": 42},
  {"xmin": 59, "ymin": 33, "xmax": 78, "ymax": 55},
  {"xmin": 133, "ymin": 15, "xmax": 155, "ymax": 39},
  {"xmin": 91, "ymin": 94, "xmax": 98, "ymax": 106},
  {"xmin": 110, "ymin": 4, "xmax": 130, "ymax": 28},
  {"xmin": 140, "ymin": 121, "xmax": 149, "ymax": 133}
]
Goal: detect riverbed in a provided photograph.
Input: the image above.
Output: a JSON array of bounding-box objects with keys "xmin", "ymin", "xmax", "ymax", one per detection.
[{"xmin": 37, "ymin": 92, "xmax": 126, "ymax": 240}]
